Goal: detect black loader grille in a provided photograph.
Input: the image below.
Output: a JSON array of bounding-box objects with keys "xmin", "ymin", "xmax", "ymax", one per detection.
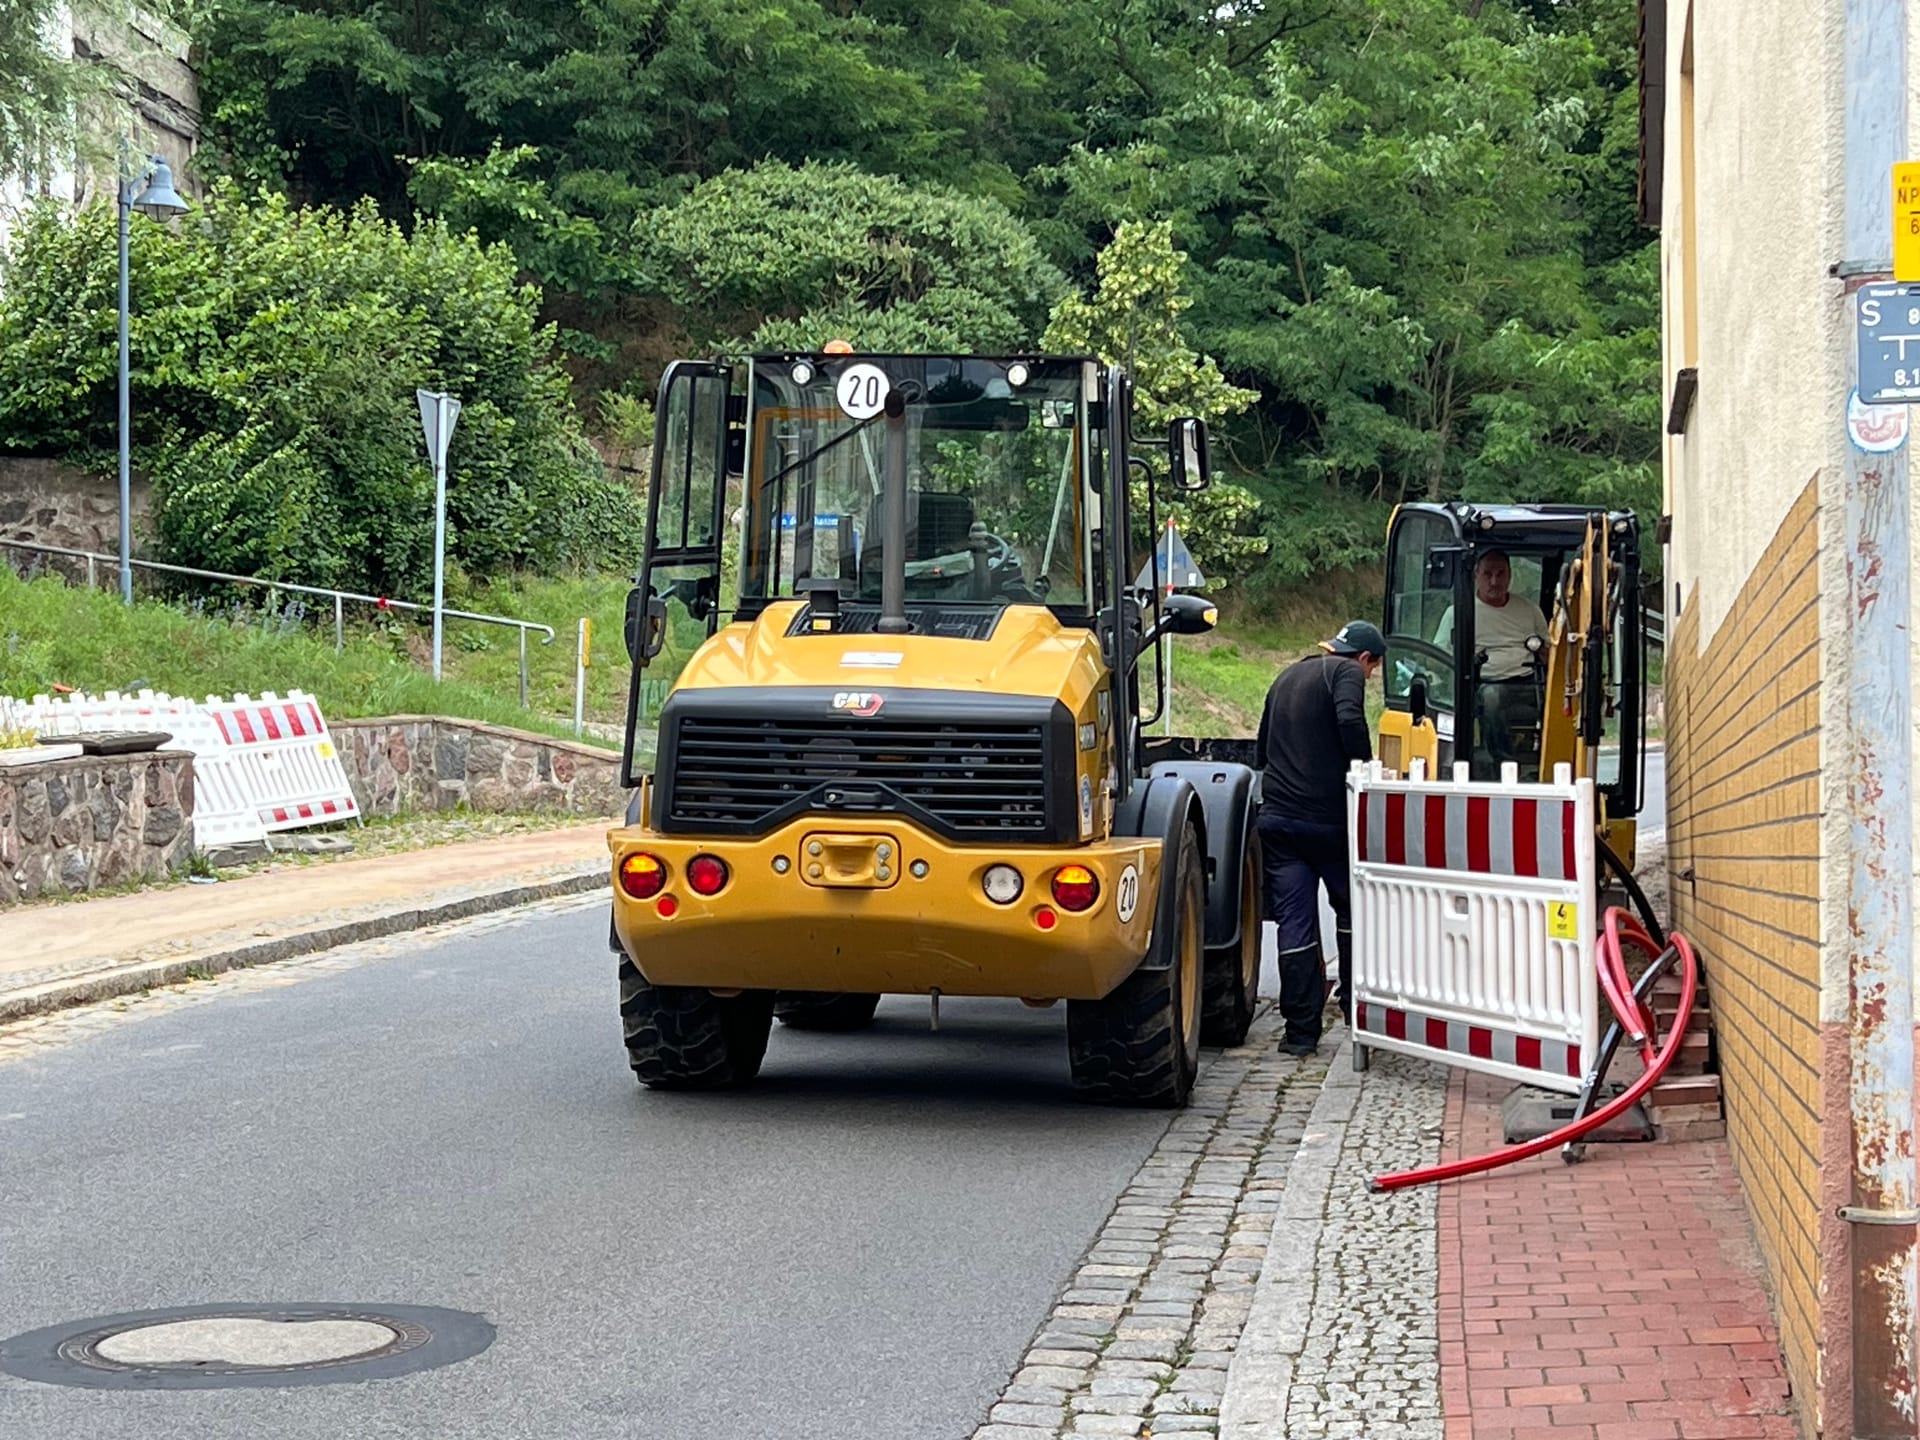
[{"xmin": 663, "ymin": 714, "xmax": 1053, "ymax": 840}]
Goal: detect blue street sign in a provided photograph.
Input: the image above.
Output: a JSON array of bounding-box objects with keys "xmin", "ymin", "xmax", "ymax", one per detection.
[{"xmin": 1858, "ymin": 283, "xmax": 1920, "ymax": 405}]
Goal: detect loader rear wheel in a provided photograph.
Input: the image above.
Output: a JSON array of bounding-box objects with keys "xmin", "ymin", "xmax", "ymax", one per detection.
[
  {"xmin": 1066, "ymin": 829, "xmax": 1205, "ymax": 1107},
  {"xmin": 619, "ymin": 956, "xmax": 774, "ymax": 1090},
  {"xmin": 1201, "ymin": 827, "xmax": 1263, "ymax": 1047},
  {"xmin": 773, "ymin": 992, "xmax": 882, "ymax": 1031}
]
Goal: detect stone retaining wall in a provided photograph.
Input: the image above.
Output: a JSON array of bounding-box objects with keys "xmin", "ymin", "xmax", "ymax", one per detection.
[
  {"xmin": 0, "ymin": 750, "xmax": 195, "ymax": 904},
  {"xmin": 331, "ymin": 718, "xmax": 625, "ymax": 817},
  {"xmin": 0, "ymin": 459, "xmax": 155, "ymax": 570}
]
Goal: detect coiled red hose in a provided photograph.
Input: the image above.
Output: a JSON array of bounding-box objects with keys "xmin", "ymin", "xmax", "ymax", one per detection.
[{"xmin": 1368, "ymin": 909, "xmax": 1698, "ymax": 1194}]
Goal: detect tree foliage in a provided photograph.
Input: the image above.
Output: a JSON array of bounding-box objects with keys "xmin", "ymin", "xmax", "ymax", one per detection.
[
  {"xmin": 0, "ymin": 186, "xmax": 638, "ymax": 594},
  {"xmin": 170, "ymin": 0, "xmax": 1659, "ymax": 596},
  {"xmin": 1043, "ymin": 221, "xmax": 1266, "ymax": 582},
  {"xmin": 636, "ymin": 161, "xmax": 1068, "ymax": 352}
]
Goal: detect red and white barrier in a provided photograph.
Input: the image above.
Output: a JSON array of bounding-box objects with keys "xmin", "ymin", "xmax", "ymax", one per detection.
[
  {"xmin": 10, "ymin": 687, "xmax": 360, "ymax": 848},
  {"xmin": 202, "ymin": 690, "xmax": 359, "ymax": 833},
  {"xmin": 1347, "ymin": 759, "xmax": 1599, "ymax": 1094},
  {"xmin": 21, "ymin": 689, "xmax": 270, "ymax": 850}
]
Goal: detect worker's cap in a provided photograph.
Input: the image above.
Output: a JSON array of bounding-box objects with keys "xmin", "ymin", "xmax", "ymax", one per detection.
[{"xmin": 1322, "ymin": 620, "xmax": 1386, "ymax": 660}]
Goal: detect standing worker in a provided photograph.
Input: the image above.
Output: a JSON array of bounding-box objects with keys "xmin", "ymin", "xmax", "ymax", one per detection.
[{"xmin": 1255, "ymin": 620, "xmax": 1385, "ymax": 1056}]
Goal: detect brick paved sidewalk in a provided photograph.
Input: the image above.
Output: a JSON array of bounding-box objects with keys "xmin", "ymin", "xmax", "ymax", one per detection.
[
  {"xmin": 1438, "ymin": 1071, "xmax": 1796, "ymax": 1440},
  {"xmin": 1216, "ymin": 1039, "xmax": 1795, "ymax": 1440},
  {"xmin": 0, "ymin": 821, "xmax": 609, "ymax": 1020}
]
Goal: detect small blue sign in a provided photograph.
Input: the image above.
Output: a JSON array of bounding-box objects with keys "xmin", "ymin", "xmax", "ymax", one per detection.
[{"xmin": 1858, "ymin": 283, "xmax": 1920, "ymax": 405}]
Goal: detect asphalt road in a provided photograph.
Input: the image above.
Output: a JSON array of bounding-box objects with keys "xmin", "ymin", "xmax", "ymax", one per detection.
[
  {"xmin": 0, "ymin": 903, "xmax": 1272, "ymax": 1440},
  {"xmin": 1640, "ymin": 744, "xmax": 1667, "ymax": 835}
]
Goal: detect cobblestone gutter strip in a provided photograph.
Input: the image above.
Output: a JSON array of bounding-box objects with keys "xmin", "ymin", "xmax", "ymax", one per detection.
[
  {"xmin": 971, "ymin": 1008, "xmax": 1329, "ymax": 1440},
  {"xmin": 0, "ymin": 866, "xmax": 604, "ymax": 1026},
  {"xmin": 1219, "ymin": 1043, "xmax": 1446, "ymax": 1440}
]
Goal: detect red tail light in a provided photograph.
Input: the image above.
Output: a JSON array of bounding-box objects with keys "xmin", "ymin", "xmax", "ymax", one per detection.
[
  {"xmin": 619, "ymin": 853, "xmax": 667, "ymax": 901},
  {"xmin": 1051, "ymin": 864, "xmax": 1100, "ymax": 913},
  {"xmin": 687, "ymin": 855, "xmax": 730, "ymax": 896}
]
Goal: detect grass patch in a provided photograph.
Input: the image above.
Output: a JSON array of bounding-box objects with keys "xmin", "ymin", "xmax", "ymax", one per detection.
[{"xmin": 0, "ymin": 567, "xmax": 615, "ymax": 748}]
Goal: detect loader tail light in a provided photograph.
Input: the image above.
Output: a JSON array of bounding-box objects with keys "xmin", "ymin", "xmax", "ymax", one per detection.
[
  {"xmin": 1050, "ymin": 864, "xmax": 1100, "ymax": 913},
  {"xmin": 619, "ymin": 852, "xmax": 668, "ymax": 901},
  {"xmin": 687, "ymin": 854, "xmax": 730, "ymax": 896}
]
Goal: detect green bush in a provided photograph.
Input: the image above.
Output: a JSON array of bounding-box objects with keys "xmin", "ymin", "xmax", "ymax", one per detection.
[
  {"xmin": 0, "ymin": 185, "xmax": 643, "ymax": 597},
  {"xmin": 637, "ymin": 161, "xmax": 1068, "ymax": 352}
]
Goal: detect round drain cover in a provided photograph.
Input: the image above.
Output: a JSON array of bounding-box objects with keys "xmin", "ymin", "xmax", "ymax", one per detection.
[{"xmin": 0, "ymin": 1303, "xmax": 493, "ymax": 1390}]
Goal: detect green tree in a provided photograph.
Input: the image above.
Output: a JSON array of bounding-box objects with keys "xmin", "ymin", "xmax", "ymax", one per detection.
[
  {"xmin": 637, "ymin": 160, "xmax": 1068, "ymax": 352},
  {"xmin": 0, "ymin": 185, "xmax": 640, "ymax": 594},
  {"xmin": 1043, "ymin": 220, "xmax": 1267, "ymax": 583}
]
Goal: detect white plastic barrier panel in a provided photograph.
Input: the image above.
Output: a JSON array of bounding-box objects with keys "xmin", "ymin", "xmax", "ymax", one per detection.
[
  {"xmin": 203, "ymin": 690, "xmax": 360, "ymax": 833},
  {"xmin": 19, "ymin": 689, "xmax": 270, "ymax": 850},
  {"xmin": 1347, "ymin": 760, "xmax": 1599, "ymax": 1095}
]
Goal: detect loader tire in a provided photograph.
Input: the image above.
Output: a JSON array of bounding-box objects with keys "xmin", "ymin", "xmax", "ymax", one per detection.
[
  {"xmin": 773, "ymin": 992, "xmax": 882, "ymax": 1031},
  {"xmin": 620, "ymin": 956, "xmax": 774, "ymax": 1090},
  {"xmin": 1201, "ymin": 826, "xmax": 1263, "ymax": 1047},
  {"xmin": 1066, "ymin": 829, "xmax": 1204, "ymax": 1107}
]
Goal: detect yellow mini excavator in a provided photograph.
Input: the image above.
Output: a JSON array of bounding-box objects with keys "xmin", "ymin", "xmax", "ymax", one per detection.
[{"xmin": 1374, "ymin": 503, "xmax": 1649, "ymax": 873}]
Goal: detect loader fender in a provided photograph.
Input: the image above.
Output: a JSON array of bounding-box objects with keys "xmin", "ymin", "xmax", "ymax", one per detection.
[
  {"xmin": 1113, "ymin": 773, "xmax": 1205, "ymax": 973},
  {"xmin": 1147, "ymin": 759, "xmax": 1260, "ymax": 952}
]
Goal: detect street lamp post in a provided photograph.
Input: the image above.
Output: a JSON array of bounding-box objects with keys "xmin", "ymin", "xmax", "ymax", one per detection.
[{"xmin": 116, "ymin": 145, "xmax": 188, "ymax": 605}]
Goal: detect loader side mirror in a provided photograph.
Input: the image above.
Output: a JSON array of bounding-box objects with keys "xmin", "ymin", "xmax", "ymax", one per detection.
[
  {"xmin": 1168, "ymin": 417, "xmax": 1211, "ymax": 492},
  {"xmin": 1410, "ymin": 675, "xmax": 1430, "ymax": 726},
  {"xmin": 1142, "ymin": 591, "xmax": 1219, "ymax": 647}
]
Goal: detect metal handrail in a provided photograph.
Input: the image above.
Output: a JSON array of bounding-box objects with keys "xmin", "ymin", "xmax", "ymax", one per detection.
[{"xmin": 0, "ymin": 537, "xmax": 555, "ymax": 706}]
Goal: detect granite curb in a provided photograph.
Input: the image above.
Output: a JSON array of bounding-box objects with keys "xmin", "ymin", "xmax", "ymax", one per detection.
[
  {"xmin": 1216, "ymin": 1035, "xmax": 1365, "ymax": 1439},
  {"xmin": 0, "ymin": 864, "xmax": 605, "ymax": 1026}
]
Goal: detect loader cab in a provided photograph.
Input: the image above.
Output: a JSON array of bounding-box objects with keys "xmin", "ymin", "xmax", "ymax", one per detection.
[
  {"xmin": 1379, "ymin": 503, "xmax": 1646, "ymax": 827},
  {"xmin": 619, "ymin": 350, "xmax": 1218, "ymax": 795}
]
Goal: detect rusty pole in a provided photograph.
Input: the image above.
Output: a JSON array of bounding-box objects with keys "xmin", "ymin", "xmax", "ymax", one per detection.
[{"xmin": 1842, "ymin": 1, "xmax": 1919, "ymax": 1431}]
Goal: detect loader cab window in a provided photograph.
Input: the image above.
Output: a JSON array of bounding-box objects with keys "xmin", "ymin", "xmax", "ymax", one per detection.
[
  {"xmin": 1384, "ymin": 510, "xmax": 1458, "ymax": 715},
  {"xmin": 738, "ymin": 356, "xmax": 1093, "ymax": 622}
]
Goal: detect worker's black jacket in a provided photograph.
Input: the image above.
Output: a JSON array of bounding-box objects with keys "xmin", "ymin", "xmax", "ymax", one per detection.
[{"xmin": 1255, "ymin": 651, "xmax": 1374, "ymax": 830}]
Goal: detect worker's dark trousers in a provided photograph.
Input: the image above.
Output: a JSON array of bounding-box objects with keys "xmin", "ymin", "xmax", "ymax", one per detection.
[{"xmin": 1259, "ymin": 819, "xmax": 1353, "ymax": 1049}]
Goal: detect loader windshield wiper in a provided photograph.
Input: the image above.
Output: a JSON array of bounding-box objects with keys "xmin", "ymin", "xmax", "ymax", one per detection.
[{"xmin": 754, "ymin": 408, "xmax": 889, "ymax": 496}]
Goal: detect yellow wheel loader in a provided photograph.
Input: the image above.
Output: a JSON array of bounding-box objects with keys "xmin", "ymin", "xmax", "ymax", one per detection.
[
  {"xmin": 606, "ymin": 352, "xmax": 1264, "ymax": 1106},
  {"xmin": 1374, "ymin": 502, "xmax": 1651, "ymax": 875}
]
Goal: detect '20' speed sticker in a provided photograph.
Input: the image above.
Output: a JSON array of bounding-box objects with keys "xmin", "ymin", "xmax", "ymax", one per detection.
[
  {"xmin": 836, "ymin": 363, "xmax": 891, "ymax": 420},
  {"xmin": 1115, "ymin": 864, "xmax": 1141, "ymax": 924}
]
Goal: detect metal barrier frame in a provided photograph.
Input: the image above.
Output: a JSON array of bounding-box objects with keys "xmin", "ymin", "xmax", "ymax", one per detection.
[{"xmin": 0, "ymin": 538, "xmax": 555, "ymax": 706}]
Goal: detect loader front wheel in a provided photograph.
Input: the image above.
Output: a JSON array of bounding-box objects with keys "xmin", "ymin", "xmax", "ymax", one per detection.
[
  {"xmin": 620, "ymin": 956, "xmax": 774, "ymax": 1090},
  {"xmin": 773, "ymin": 992, "xmax": 882, "ymax": 1031},
  {"xmin": 1201, "ymin": 827, "xmax": 1263, "ymax": 1047},
  {"xmin": 1066, "ymin": 829, "xmax": 1204, "ymax": 1107}
]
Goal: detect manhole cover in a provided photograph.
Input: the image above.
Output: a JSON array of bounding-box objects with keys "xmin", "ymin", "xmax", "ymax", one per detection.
[{"xmin": 0, "ymin": 1303, "xmax": 493, "ymax": 1390}]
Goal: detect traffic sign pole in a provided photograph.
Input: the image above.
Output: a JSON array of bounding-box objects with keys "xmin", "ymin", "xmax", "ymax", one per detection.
[{"xmin": 417, "ymin": 389, "xmax": 462, "ymax": 681}]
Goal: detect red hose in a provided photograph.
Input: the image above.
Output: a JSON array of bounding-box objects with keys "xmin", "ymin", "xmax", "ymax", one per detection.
[{"xmin": 1368, "ymin": 913, "xmax": 1698, "ymax": 1194}]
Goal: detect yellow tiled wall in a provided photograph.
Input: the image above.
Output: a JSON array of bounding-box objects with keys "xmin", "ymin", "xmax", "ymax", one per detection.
[{"xmin": 1665, "ymin": 479, "xmax": 1823, "ymax": 1406}]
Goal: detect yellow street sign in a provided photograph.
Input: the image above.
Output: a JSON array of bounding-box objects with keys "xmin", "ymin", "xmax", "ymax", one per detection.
[{"xmin": 1895, "ymin": 163, "xmax": 1920, "ymax": 281}]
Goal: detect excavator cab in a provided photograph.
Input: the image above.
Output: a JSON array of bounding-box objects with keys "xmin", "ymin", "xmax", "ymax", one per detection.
[{"xmin": 1377, "ymin": 503, "xmax": 1646, "ymax": 866}]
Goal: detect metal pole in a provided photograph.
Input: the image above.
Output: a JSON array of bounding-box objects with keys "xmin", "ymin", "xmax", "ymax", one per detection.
[
  {"xmin": 1841, "ymin": 1, "xmax": 1918, "ymax": 1430},
  {"xmin": 431, "ymin": 393, "xmax": 448, "ymax": 681},
  {"xmin": 574, "ymin": 617, "xmax": 589, "ymax": 736},
  {"xmin": 116, "ymin": 141, "xmax": 133, "ymax": 607},
  {"xmin": 1162, "ymin": 523, "xmax": 1176, "ymax": 737},
  {"xmin": 334, "ymin": 593, "xmax": 344, "ymax": 652},
  {"xmin": 518, "ymin": 627, "xmax": 528, "ymax": 708}
]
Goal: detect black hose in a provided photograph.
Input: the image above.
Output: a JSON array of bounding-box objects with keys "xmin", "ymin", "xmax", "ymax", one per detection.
[{"xmin": 1597, "ymin": 835, "xmax": 1666, "ymax": 949}]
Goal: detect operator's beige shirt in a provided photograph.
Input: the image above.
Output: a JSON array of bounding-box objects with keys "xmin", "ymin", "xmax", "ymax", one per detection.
[{"xmin": 1434, "ymin": 596, "xmax": 1550, "ymax": 680}]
